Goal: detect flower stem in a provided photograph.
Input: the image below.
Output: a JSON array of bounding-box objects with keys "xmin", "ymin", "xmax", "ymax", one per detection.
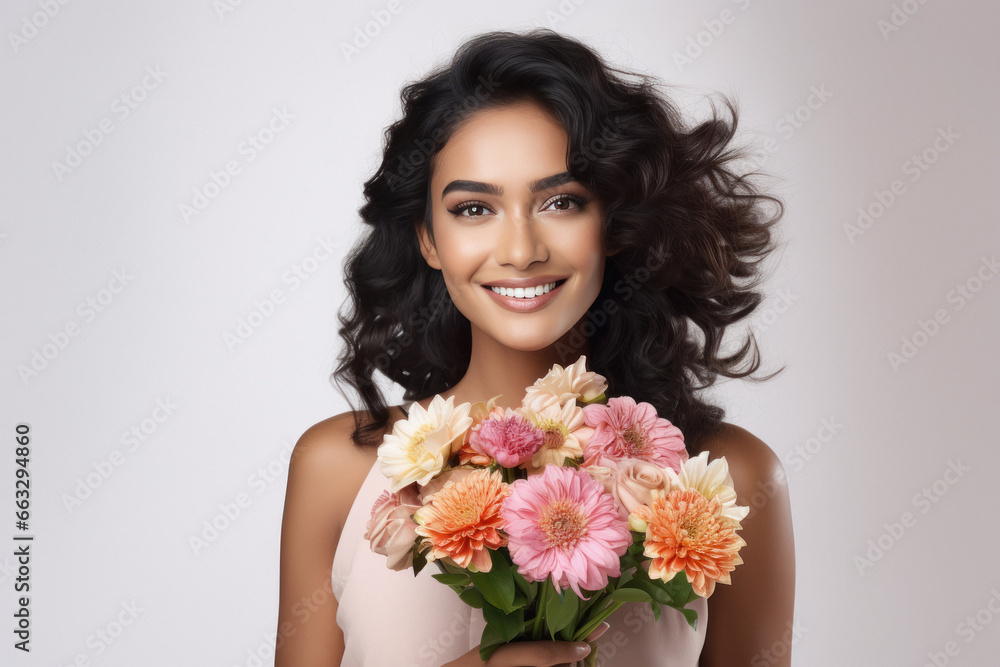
[
  {"xmin": 532, "ymin": 579, "xmax": 549, "ymax": 640},
  {"xmin": 573, "ymin": 600, "xmax": 625, "ymax": 642}
]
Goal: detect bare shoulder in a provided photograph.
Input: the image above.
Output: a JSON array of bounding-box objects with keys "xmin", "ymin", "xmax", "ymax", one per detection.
[
  {"xmin": 697, "ymin": 421, "xmax": 788, "ymax": 503},
  {"xmin": 697, "ymin": 422, "xmax": 796, "ymax": 666},
  {"xmin": 292, "ymin": 411, "xmax": 373, "ymax": 478},
  {"xmin": 275, "ymin": 407, "xmax": 403, "ymax": 666},
  {"xmin": 286, "ymin": 409, "xmax": 385, "ymax": 526}
]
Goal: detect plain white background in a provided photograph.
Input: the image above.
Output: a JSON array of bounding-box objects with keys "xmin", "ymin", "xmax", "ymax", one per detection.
[{"xmin": 2, "ymin": 1, "xmax": 998, "ymax": 665}]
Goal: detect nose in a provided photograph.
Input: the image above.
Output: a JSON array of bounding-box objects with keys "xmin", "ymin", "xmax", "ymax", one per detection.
[{"xmin": 492, "ymin": 209, "xmax": 549, "ymax": 270}]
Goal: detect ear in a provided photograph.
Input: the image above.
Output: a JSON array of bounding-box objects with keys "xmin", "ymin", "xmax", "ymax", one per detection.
[
  {"xmin": 414, "ymin": 220, "xmax": 442, "ymax": 270},
  {"xmin": 604, "ymin": 238, "xmax": 623, "ymax": 257}
]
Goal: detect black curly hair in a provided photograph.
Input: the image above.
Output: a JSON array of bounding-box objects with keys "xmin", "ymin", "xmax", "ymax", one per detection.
[{"xmin": 332, "ymin": 28, "xmax": 785, "ymax": 455}]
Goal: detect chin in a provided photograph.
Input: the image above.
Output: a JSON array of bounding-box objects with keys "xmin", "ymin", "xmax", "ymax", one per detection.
[
  {"xmin": 512, "ymin": 320, "xmax": 588, "ymax": 351},
  {"xmin": 493, "ymin": 332, "xmax": 563, "ymax": 353}
]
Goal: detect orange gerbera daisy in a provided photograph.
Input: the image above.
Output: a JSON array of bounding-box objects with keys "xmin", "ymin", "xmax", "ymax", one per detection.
[
  {"xmin": 630, "ymin": 488, "xmax": 746, "ymax": 598},
  {"xmin": 414, "ymin": 468, "xmax": 511, "ymax": 572}
]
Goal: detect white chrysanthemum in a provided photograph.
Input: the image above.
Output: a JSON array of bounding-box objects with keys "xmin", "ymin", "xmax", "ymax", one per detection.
[
  {"xmin": 522, "ymin": 355, "xmax": 608, "ymax": 412},
  {"xmin": 522, "ymin": 400, "xmax": 592, "ymax": 468},
  {"xmin": 661, "ymin": 451, "xmax": 749, "ymax": 529},
  {"xmin": 377, "ymin": 395, "xmax": 473, "ymax": 492}
]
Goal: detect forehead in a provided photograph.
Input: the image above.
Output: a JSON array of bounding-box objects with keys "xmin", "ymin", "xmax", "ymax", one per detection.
[{"xmin": 431, "ymin": 101, "xmax": 570, "ymax": 192}]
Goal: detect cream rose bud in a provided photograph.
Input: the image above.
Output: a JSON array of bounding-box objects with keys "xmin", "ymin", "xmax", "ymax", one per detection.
[
  {"xmin": 584, "ymin": 464, "xmax": 617, "ymax": 495},
  {"xmin": 627, "ymin": 511, "xmax": 648, "ymax": 533},
  {"xmin": 364, "ymin": 485, "xmax": 422, "ymax": 571},
  {"xmin": 613, "ymin": 459, "xmax": 670, "ymax": 517}
]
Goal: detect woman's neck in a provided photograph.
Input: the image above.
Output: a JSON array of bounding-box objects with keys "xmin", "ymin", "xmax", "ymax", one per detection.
[{"xmin": 412, "ymin": 320, "xmax": 591, "ymax": 412}]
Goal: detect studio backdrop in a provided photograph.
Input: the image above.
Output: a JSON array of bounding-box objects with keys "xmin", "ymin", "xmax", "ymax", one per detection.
[{"xmin": 1, "ymin": 1, "xmax": 997, "ymax": 665}]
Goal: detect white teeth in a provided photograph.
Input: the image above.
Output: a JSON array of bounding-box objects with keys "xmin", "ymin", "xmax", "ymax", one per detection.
[{"xmin": 490, "ymin": 281, "xmax": 558, "ymax": 298}]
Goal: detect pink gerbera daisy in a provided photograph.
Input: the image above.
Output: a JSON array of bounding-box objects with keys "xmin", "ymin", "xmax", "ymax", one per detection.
[
  {"xmin": 581, "ymin": 396, "xmax": 687, "ymax": 472},
  {"xmin": 501, "ymin": 465, "xmax": 631, "ymax": 600}
]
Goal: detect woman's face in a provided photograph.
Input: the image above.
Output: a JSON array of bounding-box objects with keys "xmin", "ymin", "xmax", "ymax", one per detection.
[{"xmin": 417, "ymin": 99, "xmax": 608, "ymax": 352}]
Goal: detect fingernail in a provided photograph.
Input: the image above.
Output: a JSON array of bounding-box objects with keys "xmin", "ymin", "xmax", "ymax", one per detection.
[
  {"xmin": 574, "ymin": 643, "xmax": 592, "ymax": 657},
  {"xmin": 586, "ymin": 621, "xmax": 610, "ymax": 641}
]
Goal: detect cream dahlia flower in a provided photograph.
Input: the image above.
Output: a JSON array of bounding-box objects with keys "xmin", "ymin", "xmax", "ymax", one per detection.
[
  {"xmin": 522, "ymin": 355, "xmax": 608, "ymax": 412},
  {"xmin": 522, "ymin": 400, "xmax": 593, "ymax": 469},
  {"xmin": 377, "ymin": 395, "xmax": 473, "ymax": 492},
  {"xmin": 661, "ymin": 451, "xmax": 749, "ymax": 529}
]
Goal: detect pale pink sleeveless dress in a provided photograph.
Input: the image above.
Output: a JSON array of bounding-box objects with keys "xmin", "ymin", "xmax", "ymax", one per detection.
[{"xmin": 331, "ymin": 401, "xmax": 708, "ymax": 666}]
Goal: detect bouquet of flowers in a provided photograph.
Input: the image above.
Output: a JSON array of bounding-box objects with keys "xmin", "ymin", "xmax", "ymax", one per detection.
[{"xmin": 364, "ymin": 355, "xmax": 748, "ymax": 665}]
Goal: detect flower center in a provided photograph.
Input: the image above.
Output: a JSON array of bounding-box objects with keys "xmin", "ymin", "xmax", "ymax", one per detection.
[
  {"xmin": 537, "ymin": 418, "xmax": 567, "ymax": 450},
  {"xmin": 539, "ymin": 499, "xmax": 588, "ymax": 550},
  {"xmin": 620, "ymin": 425, "xmax": 647, "ymax": 456},
  {"xmin": 406, "ymin": 424, "xmax": 435, "ymax": 459},
  {"xmin": 680, "ymin": 512, "xmax": 708, "ymax": 541},
  {"xmin": 673, "ymin": 493, "xmax": 712, "ymax": 543}
]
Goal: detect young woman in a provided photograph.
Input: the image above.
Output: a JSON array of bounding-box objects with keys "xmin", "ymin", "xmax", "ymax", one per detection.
[{"xmin": 277, "ymin": 29, "xmax": 794, "ymax": 667}]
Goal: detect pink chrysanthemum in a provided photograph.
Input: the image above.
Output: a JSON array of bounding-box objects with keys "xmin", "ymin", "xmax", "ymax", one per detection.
[
  {"xmin": 501, "ymin": 465, "xmax": 632, "ymax": 600},
  {"xmin": 581, "ymin": 396, "xmax": 687, "ymax": 472},
  {"xmin": 469, "ymin": 408, "xmax": 544, "ymax": 468}
]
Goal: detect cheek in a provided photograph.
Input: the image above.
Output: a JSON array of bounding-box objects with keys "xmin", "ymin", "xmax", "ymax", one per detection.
[
  {"xmin": 436, "ymin": 230, "xmax": 490, "ymax": 279},
  {"xmin": 567, "ymin": 233, "xmax": 606, "ymax": 284}
]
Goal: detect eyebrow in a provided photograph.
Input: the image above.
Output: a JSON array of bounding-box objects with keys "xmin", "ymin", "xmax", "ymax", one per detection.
[{"xmin": 440, "ymin": 171, "xmax": 577, "ymax": 198}]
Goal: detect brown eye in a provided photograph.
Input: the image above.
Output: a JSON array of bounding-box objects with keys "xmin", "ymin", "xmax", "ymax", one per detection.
[
  {"xmin": 543, "ymin": 194, "xmax": 588, "ymax": 212},
  {"xmin": 448, "ymin": 201, "xmax": 492, "ymax": 217}
]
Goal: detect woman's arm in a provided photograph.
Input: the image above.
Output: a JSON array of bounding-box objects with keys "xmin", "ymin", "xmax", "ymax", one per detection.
[
  {"xmin": 275, "ymin": 415, "xmax": 358, "ymax": 667},
  {"xmin": 698, "ymin": 423, "xmax": 796, "ymax": 667}
]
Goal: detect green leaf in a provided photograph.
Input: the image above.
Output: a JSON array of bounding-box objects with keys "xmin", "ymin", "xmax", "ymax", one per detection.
[
  {"xmin": 650, "ymin": 600, "xmax": 661, "ymax": 620},
  {"xmin": 608, "ymin": 587, "xmax": 653, "ymax": 603},
  {"xmin": 478, "ymin": 623, "xmax": 505, "ymax": 662},
  {"xmin": 661, "ymin": 570, "xmax": 698, "ymax": 606},
  {"xmin": 624, "ymin": 577, "xmax": 673, "ymax": 605},
  {"xmin": 468, "ymin": 550, "xmax": 516, "ymax": 613},
  {"xmin": 543, "ymin": 584, "xmax": 580, "ymax": 639},
  {"xmin": 678, "ymin": 606, "xmax": 698, "ymax": 630},
  {"xmin": 411, "ymin": 548, "xmax": 428, "ymax": 577},
  {"xmin": 576, "ymin": 591, "xmax": 604, "ymax": 620},
  {"xmin": 512, "ymin": 567, "xmax": 537, "ymax": 607},
  {"xmin": 431, "ymin": 573, "xmax": 472, "ymax": 587},
  {"xmin": 482, "ymin": 600, "xmax": 525, "ymax": 643},
  {"xmin": 562, "ymin": 456, "xmax": 582, "ymax": 469},
  {"xmin": 440, "ymin": 559, "xmax": 467, "ymax": 575},
  {"xmin": 459, "ymin": 587, "xmax": 485, "ymax": 608}
]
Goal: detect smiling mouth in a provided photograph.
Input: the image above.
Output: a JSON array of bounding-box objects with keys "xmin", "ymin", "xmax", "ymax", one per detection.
[{"xmin": 483, "ymin": 279, "xmax": 567, "ymax": 299}]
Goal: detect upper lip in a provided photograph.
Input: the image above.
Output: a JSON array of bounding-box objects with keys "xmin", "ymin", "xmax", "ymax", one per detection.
[{"xmin": 482, "ymin": 275, "xmax": 568, "ymax": 288}]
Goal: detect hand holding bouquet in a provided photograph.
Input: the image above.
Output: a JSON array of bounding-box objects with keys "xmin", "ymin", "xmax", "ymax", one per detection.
[{"xmin": 364, "ymin": 356, "xmax": 749, "ymax": 665}]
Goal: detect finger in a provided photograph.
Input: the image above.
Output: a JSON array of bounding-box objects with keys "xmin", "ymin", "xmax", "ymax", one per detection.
[
  {"xmin": 585, "ymin": 621, "xmax": 610, "ymax": 642},
  {"xmin": 487, "ymin": 640, "xmax": 592, "ymax": 666}
]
